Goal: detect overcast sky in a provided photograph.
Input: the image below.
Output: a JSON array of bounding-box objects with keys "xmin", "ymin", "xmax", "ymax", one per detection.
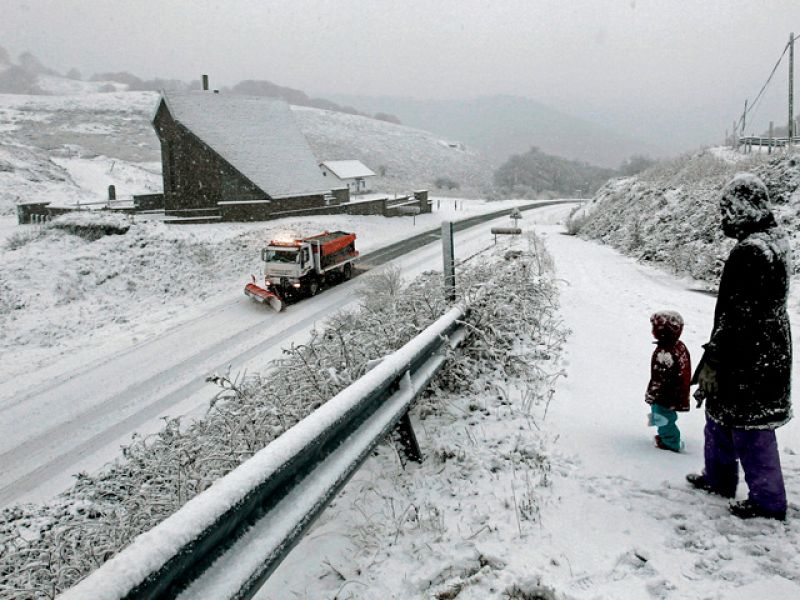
[{"xmin": 3, "ymin": 0, "xmax": 800, "ymax": 152}]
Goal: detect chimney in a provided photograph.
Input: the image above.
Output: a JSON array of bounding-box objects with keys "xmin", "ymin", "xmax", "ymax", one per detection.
[{"xmin": 202, "ymin": 74, "xmax": 209, "ymax": 91}]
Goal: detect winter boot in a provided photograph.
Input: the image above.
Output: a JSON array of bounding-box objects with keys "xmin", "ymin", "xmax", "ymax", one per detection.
[
  {"xmin": 729, "ymin": 499, "xmax": 786, "ymax": 521},
  {"xmin": 686, "ymin": 473, "xmax": 735, "ymax": 498},
  {"xmin": 655, "ymin": 435, "xmax": 683, "ymax": 453}
]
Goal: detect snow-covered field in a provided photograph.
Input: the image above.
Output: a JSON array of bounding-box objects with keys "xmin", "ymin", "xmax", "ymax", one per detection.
[{"xmin": 256, "ymin": 204, "xmax": 800, "ymax": 599}]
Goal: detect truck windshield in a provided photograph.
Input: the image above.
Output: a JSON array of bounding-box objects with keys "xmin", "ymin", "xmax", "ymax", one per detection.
[{"xmin": 264, "ymin": 249, "xmax": 298, "ymax": 263}]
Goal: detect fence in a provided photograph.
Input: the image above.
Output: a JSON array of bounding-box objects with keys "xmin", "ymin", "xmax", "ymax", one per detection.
[{"xmin": 738, "ymin": 135, "xmax": 800, "ymax": 153}]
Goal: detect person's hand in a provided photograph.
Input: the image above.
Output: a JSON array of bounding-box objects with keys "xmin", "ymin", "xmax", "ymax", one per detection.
[
  {"xmin": 697, "ymin": 362, "xmax": 718, "ymax": 396},
  {"xmin": 693, "ymin": 388, "xmax": 705, "ymax": 409}
]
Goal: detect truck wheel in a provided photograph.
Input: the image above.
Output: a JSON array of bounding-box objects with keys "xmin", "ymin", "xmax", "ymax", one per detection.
[
  {"xmin": 309, "ymin": 280, "xmax": 319, "ymax": 296},
  {"xmin": 343, "ymin": 263, "xmax": 352, "ymax": 280}
]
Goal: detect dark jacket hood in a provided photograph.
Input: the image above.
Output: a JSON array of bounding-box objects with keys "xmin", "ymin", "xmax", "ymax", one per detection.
[{"xmin": 720, "ymin": 173, "xmax": 777, "ymax": 240}]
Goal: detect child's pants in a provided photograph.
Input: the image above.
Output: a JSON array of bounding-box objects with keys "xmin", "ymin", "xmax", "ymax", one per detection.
[
  {"xmin": 703, "ymin": 415, "xmax": 787, "ymax": 513},
  {"xmin": 650, "ymin": 405, "xmax": 681, "ymax": 451}
]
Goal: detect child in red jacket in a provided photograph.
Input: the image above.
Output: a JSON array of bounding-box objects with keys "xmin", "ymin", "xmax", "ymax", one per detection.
[{"xmin": 646, "ymin": 310, "xmax": 691, "ymax": 452}]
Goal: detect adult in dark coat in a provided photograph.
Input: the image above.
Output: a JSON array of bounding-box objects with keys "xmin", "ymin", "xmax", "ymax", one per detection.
[{"xmin": 687, "ymin": 173, "xmax": 793, "ymax": 520}]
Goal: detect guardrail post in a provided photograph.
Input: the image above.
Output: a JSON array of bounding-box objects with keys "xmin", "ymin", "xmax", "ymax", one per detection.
[{"xmin": 394, "ymin": 412, "xmax": 422, "ymax": 465}]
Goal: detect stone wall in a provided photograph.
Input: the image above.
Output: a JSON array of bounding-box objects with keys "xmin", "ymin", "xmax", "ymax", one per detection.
[
  {"xmin": 219, "ymin": 194, "xmax": 326, "ymax": 221},
  {"xmin": 132, "ymin": 193, "xmax": 165, "ymax": 211},
  {"xmin": 414, "ymin": 190, "xmax": 431, "ymax": 213},
  {"xmin": 16, "ymin": 203, "xmax": 99, "ymax": 224}
]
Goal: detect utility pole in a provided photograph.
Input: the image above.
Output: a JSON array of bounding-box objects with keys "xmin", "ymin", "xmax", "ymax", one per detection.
[
  {"xmin": 789, "ymin": 32, "xmax": 795, "ymax": 143},
  {"xmin": 742, "ymin": 99, "xmax": 748, "ymax": 137}
]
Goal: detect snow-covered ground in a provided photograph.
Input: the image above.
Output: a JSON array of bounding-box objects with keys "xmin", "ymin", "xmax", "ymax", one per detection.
[
  {"xmin": 256, "ymin": 204, "xmax": 800, "ymax": 599},
  {"xmin": 0, "ymin": 198, "xmax": 543, "ymax": 508}
]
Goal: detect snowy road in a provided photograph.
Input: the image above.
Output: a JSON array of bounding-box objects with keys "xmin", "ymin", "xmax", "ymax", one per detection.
[{"xmin": 0, "ymin": 209, "xmax": 561, "ymax": 507}]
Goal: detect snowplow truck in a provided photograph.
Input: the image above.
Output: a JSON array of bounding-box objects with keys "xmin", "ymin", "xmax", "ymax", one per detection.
[{"xmin": 244, "ymin": 231, "xmax": 359, "ymax": 311}]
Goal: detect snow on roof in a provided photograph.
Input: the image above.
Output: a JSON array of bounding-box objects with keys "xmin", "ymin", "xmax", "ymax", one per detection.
[
  {"xmin": 320, "ymin": 160, "xmax": 376, "ymax": 180},
  {"xmin": 159, "ymin": 91, "xmax": 330, "ymax": 199}
]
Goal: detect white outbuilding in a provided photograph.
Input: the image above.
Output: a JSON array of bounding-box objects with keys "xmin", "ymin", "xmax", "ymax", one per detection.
[{"xmin": 319, "ymin": 160, "xmax": 376, "ymax": 194}]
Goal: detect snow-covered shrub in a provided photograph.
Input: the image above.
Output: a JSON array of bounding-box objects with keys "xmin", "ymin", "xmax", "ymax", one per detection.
[
  {"xmin": 578, "ymin": 148, "xmax": 800, "ymax": 284},
  {"xmin": 2, "ymin": 228, "xmax": 43, "ymax": 251},
  {"xmin": 0, "ymin": 280, "xmax": 25, "ymax": 313},
  {"xmin": 0, "ymin": 235, "xmax": 566, "ymax": 598},
  {"xmin": 503, "ymin": 582, "xmax": 558, "ymax": 599},
  {"xmin": 434, "ymin": 176, "xmax": 460, "ymax": 190},
  {"xmin": 564, "ymin": 204, "xmax": 591, "ymax": 235},
  {"xmin": 47, "ymin": 211, "xmax": 130, "ymax": 241}
]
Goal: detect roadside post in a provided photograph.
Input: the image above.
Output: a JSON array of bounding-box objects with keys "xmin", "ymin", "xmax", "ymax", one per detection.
[
  {"xmin": 397, "ymin": 205, "xmax": 421, "ymax": 225},
  {"xmin": 442, "ymin": 220, "xmax": 456, "ymax": 302}
]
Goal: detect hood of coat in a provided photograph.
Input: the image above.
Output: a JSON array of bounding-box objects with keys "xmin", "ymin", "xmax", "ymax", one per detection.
[
  {"xmin": 651, "ymin": 310, "xmax": 684, "ymax": 343},
  {"xmin": 720, "ymin": 173, "xmax": 777, "ymax": 240}
]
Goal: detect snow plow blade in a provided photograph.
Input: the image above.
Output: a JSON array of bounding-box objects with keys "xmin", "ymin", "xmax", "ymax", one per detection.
[{"xmin": 244, "ymin": 283, "xmax": 283, "ymax": 311}]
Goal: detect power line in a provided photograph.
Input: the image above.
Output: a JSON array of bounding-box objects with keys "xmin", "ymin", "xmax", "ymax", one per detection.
[{"xmin": 736, "ymin": 39, "xmax": 790, "ymax": 135}]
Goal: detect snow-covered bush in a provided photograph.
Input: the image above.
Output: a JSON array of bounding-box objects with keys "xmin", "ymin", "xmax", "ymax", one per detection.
[
  {"xmin": 564, "ymin": 204, "xmax": 591, "ymax": 235},
  {"xmin": 576, "ymin": 148, "xmax": 800, "ymax": 284},
  {"xmin": 47, "ymin": 211, "xmax": 131, "ymax": 241},
  {"xmin": 2, "ymin": 228, "xmax": 44, "ymax": 251},
  {"xmin": 0, "ymin": 235, "xmax": 566, "ymax": 598}
]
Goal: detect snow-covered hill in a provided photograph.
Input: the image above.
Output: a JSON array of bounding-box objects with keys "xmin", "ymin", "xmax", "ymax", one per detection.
[
  {"xmin": 292, "ymin": 105, "xmax": 493, "ymax": 195},
  {"xmin": 0, "ymin": 92, "xmax": 162, "ymax": 215},
  {"xmin": 0, "ymin": 90, "xmax": 494, "ymax": 216},
  {"xmin": 574, "ymin": 148, "xmax": 800, "ymax": 285}
]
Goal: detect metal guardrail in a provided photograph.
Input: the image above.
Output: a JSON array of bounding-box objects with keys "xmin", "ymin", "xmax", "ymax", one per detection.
[
  {"xmin": 738, "ymin": 135, "xmax": 800, "ymax": 147},
  {"xmin": 59, "ymin": 304, "xmax": 470, "ymax": 600}
]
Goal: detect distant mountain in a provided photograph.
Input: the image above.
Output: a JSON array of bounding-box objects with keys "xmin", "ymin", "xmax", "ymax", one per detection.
[{"xmin": 326, "ymin": 94, "xmax": 659, "ymax": 169}]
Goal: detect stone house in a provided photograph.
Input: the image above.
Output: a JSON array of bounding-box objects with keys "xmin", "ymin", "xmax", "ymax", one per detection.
[{"xmin": 152, "ymin": 91, "xmax": 343, "ymax": 221}]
